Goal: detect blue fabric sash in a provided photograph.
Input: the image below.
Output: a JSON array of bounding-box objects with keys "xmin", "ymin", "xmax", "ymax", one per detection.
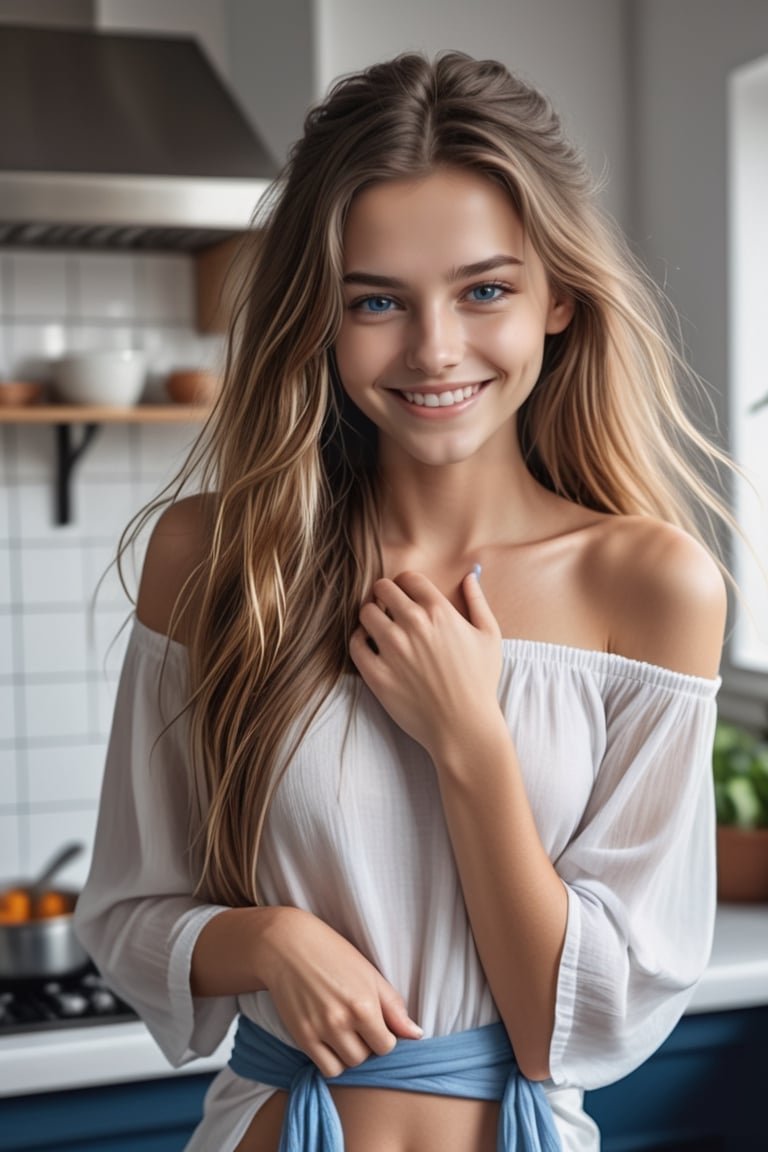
[{"xmin": 229, "ymin": 1016, "xmax": 561, "ymax": 1151}]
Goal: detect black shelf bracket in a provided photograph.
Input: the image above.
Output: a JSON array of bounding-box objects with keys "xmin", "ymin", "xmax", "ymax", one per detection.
[{"xmin": 55, "ymin": 423, "xmax": 100, "ymax": 525}]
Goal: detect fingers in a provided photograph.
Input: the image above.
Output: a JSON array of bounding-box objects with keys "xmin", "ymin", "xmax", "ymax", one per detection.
[
  {"xmin": 312, "ymin": 1042, "xmax": 352, "ymax": 1080},
  {"xmin": 359, "ymin": 568, "xmax": 498, "ymax": 638},
  {"xmin": 462, "ymin": 566, "xmax": 501, "ymax": 637},
  {"xmin": 358, "ymin": 573, "xmax": 444, "ymax": 640},
  {"xmin": 294, "ymin": 992, "xmax": 420, "ymax": 1079},
  {"xmin": 378, "ymin": 983, "xmax": 424, "ymax": 1042}
]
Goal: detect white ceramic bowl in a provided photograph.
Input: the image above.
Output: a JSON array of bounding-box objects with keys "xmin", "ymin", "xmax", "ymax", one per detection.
[{"xmin": 53, "ymin": 350, "xmax": 147, "ymax": 406}]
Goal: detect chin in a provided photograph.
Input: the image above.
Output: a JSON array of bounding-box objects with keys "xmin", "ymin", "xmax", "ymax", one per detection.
[{"xmin": 403, "ymin": 439, "xmax": 483, "ymax": 468}]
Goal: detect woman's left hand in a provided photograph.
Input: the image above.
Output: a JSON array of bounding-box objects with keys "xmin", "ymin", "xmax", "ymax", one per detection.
[{"xmin": 349, "ymin": 570, "xmax": 504, "ymax": 760}]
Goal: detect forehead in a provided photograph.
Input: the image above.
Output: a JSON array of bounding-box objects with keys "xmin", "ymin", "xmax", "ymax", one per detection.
[{"xmin": 342, "ymin": 168, "xmax": 526, "ymax": 271}]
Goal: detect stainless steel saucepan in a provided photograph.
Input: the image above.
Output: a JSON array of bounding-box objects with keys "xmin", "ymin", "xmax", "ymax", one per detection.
[{"xmin": 0, "ymin": 842, "xmax": 89, "ymax": 979}]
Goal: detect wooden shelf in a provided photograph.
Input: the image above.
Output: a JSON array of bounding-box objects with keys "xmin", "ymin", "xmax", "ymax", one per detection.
[{"xmin": 0, "ymin": 403, "xmax": 210, "ymax": 424}]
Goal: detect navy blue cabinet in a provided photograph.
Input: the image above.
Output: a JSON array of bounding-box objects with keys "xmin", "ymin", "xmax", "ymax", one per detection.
[
  {"xmin": 0, "ymin": 1073, "xmax": 214, "ymax": 1152},
  {"xmin": 584, "ymin": 1007, "xmax": 768, "ymax": 1151},
  {"xmin": 1, "ymin": 1008, "xmax": 766, "ymax": 1151}
]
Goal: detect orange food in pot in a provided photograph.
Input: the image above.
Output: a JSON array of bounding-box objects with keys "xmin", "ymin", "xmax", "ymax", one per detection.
[
  {"xmin": 0, "ymin": 888, "xmax": 32, "ymax": 923},
  {"xmin": 35, "ymin": 890, "xmax": 69, "ymax": 918}
]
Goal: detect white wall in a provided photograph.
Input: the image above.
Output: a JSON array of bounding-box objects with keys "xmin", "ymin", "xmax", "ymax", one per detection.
[
  {"xmin": 313, "ymin": 0, "xmax": 632, "ymax": 224},
  {"xmin": 227, "ymin": 0, "xmax": 316, "ymax": 173}
]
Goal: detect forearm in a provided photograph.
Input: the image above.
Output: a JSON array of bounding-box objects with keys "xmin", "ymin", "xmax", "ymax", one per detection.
[
  {"xmin": 431, "ymin": 710, "xmax": 568, "ymax": 1081},
  {"xmin": 190, "ymin": 904, "xmax": 291, "ymax": 997}
]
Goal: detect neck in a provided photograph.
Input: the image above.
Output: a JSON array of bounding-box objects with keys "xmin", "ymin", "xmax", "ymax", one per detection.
[{"xmin": 376, "ymin": 436, "xmax": 548, "ymax": 565}]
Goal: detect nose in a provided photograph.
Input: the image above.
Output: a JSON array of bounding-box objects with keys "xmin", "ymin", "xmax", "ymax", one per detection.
[{"xmin": 405, "ymin": 303, "xmax": 464, "ymax": 376}]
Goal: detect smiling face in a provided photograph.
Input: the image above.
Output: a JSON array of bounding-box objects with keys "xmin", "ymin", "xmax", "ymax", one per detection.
[{"xmin": 334, "ymin": 167, "xmax": 573, "ymax": 472}]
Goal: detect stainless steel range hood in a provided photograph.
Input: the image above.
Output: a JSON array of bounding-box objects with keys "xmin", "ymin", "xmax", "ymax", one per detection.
[{"xmin": 0, "ymin": 24, "xmax": 277, "ymax": 251}]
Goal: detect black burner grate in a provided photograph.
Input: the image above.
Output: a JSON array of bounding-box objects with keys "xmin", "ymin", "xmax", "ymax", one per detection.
[{"xmin": 0, "ymin": 966, "xmax": 138, "ymax": 1035}]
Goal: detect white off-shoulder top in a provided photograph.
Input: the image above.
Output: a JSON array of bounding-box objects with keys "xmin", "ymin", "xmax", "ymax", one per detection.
[{"xmin": 75, "ymin": 618, "xmax": 720, "ymax": 1152}]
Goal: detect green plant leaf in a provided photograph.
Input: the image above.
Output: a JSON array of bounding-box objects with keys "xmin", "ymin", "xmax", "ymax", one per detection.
[{"xmin": 724, "ymin": 776, "xmax": 762, "ymax": 829}]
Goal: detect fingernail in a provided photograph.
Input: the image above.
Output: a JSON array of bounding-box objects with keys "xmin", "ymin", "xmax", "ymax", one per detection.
[{"xmin": 472, "ymin": 563, "xmax": 482, "ymax": 582}]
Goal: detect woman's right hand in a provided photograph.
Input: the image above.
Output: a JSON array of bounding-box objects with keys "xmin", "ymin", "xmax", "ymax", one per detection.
[{"xmin": 257, "ymin": 906, "xmax": 423, "ymax": 1078}]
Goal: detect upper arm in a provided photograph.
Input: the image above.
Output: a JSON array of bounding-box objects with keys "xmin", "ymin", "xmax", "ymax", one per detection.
[
  {"xmin": 136, "ymin": 495, "xmax": 212, "ymax": 643},
  {"xmin": 599, "ymin": 519, "xmax": 727, "ymax": 678}
]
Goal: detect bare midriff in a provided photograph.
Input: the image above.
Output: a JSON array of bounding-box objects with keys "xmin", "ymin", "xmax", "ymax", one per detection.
[{"xmin": 234, "ymin": 1086, "xmax": 501, "ymax": 1152}]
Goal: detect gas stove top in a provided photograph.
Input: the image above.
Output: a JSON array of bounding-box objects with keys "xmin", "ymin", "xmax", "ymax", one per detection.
[{"xmin": 0, "ymin": 966, "xmax": 138, "ymax": 1035}]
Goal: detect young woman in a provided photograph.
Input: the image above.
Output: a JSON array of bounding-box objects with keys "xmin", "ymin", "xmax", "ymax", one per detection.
[{"xmin": 75, "ymin": 51, "xmax": 730, "ymax": 1152}]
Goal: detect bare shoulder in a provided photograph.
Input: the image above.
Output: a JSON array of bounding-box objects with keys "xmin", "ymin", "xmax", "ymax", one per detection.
[
  {"xmin": 585, "ymin": 516, "xmax": 727, "ymax": 678},
  {"xmin": 136, "ymin": 494, "xmax": 214, "ymax": 642}
]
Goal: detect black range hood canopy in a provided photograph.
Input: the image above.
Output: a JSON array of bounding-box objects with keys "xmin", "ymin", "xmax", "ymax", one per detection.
[{"xmin": 0, "ymin": 23, "xmax": 277, "ymax": 250}]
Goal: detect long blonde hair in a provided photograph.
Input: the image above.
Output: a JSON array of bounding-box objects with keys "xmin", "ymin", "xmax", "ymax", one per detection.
[{"xmin": 125, "ymin": 51, "xmax": 735, "ymax": 906}]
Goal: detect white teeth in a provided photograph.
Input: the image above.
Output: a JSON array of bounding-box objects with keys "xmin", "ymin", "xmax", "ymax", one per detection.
[{"xmin": 401, "ymin": 384, "xmax": 480, "ymax": 408}]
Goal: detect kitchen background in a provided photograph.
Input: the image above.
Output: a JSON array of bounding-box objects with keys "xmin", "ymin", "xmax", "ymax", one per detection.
[{"xmin": 1, "ymin": 0, "xmax": 767, "ymax": 894}]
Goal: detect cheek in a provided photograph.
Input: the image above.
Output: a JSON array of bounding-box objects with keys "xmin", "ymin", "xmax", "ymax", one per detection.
[
  {"xmin": 490, "ymin": 314, "xmax": 548, "ymax": 369},
  {"xmin": 334, "ymin": 321, "xmax": 367, "ymax": 375},
  {"xmin": 335, "ymin": 324, "xmax": 395, "ymax": 386}
]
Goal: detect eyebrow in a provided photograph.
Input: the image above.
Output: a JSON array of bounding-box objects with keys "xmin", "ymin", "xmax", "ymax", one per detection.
[{"xmin": 342, "ymin": 254, "xmax": 524, "ymax": 289}]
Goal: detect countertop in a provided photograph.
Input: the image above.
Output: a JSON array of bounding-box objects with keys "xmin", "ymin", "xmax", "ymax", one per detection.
[{"xmin": 1, "ymin": 903, "xmax": 766, "ymax": 1098}]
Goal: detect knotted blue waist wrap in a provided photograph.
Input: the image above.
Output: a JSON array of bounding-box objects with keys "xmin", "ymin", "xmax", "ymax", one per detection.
[{"xmin": 229, "ymin": 1016, "xmax": 562, "ymax": 1151}]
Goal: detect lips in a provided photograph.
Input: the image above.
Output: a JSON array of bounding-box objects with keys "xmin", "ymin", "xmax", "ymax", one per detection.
[{"xmin": 400, "ymin": 383, "xmax": 481, "ymax": 408}]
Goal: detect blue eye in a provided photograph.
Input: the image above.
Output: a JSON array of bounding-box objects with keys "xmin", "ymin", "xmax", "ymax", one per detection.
[
  {"xmin": 468, "ymin": 283, "xmax": 505, "ymax": 302},
  {"xmin": 359, "ymin": 296, "xmax": 395, "ymax": 313}
]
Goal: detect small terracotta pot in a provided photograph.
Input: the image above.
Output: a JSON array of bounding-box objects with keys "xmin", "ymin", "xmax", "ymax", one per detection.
[
  {"xmin": 716, "ymin": 825, "xmax": 768, "ymax": 902},
  {"xmin": 166, "ymin": 370, "xmax": 219, "ymax": 406},
  {"xmin": 0, "ymin": 380, "xmax": 45, "ymax": 406}
]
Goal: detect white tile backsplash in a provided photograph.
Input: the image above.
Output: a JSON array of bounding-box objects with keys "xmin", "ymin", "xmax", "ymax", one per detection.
[
  {"xmin": 0, "ymin": 549, "xmax": 11, "ymax": 605},
  {"xmin": 137, "ymin": 422, "xmax": 201, "ymax": 478},
  {"xmin": 77, "ymin": 253, "xmax": 135, "ymax": 321},
  {"xmin": 0, "ymin": 813, "xmax": 20, "ymax": 879},
  {"xmin": 22, "ymin": 612, "xmax": 89, "ymax": 677},
  {"xmin": 7, "ymin": 321, "xmax": 67, "ymax": 381},
  {"xmin": 20, "ymin": 544, "xmax": 86, "ymax": 605},
  {"xmin": 9, "ymin": 423, "xmax": 52, "ymax": 482},
  {"xmin": 65, "ymin": 323, "xmax": 137, "ymax": 356},
  {"xmin": 75, "ymin": 423, "xmax": 135, "ymax": 480},
  {"xmin": 23, "ymin": 681, "xmax": 91, "ymax": 742},
  {"xmin": 0, "ymin": 684, "xmax": 16, "ymax": 743},
  {"xmin": 78, "ymin": 479, "xmax": 142, "ymax": 539},
  {"xmin": 2, "ymin": 243, "xmax": 205, "ymax": 869},
  {"xmin": 0, "ymin": 613, "xmax": 14, "ymax": 675},
  {"xmin": 25, "ymin": 808, "xmax": 97, "ymax": 887},
  {"xmin": 26, "ymin": 742, "xmax": 106, "ymax": 807},
  {"xmin": 14, "ymin": 481, "xmax": 85, "ymax": 542},
  {"xmin": 8, "ymin": 251, "xmax": 69, "ymax": 319},
  {"xmin": 0, "ymin": 748, "xmax": 18, "ymax": 808},
  {"xmin": 135, "ymin": 254, "xmax": 195, "ymax": 325}
]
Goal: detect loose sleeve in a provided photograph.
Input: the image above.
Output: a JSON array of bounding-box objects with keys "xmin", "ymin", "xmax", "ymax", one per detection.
[
  {"xmin": 74, "ymin": 618, "xmax": 237, "ymax": 1066},
  {"xmin": 549, "ymin": 666, "xmax": 719, "ymax": 1090}
]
